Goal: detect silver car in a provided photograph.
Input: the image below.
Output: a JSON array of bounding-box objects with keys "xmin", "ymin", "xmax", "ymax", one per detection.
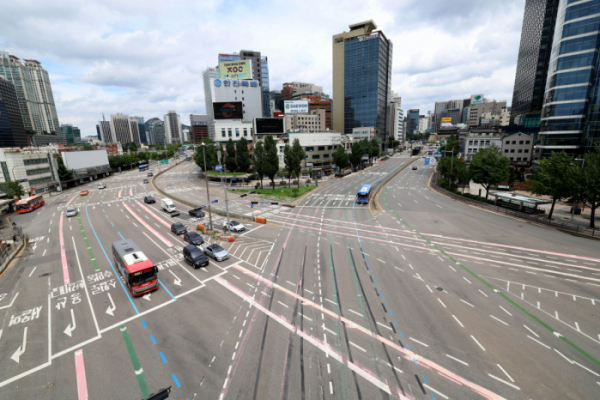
[
  {"xmin": 224, "ymin": 221, "xmax": 245, "ymax": 232},
  {"xmin": 204, "ymin": 244, "xmax": 229, "ymax": 262},
  {"xmin": 66, "ymin": 207, "xmax": 78, "ymax": 217}
]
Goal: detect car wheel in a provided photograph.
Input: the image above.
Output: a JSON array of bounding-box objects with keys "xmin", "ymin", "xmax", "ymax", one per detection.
[{"xmin": 193, "ymin": 264, "xmax": 198, "ymax": 269}]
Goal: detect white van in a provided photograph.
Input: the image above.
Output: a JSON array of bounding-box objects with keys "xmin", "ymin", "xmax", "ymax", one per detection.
[
  {"xmin": 161, "ymin": 198, "xmax": 177, "ymax": 213},
  {"xmin": 98, "ymin": 183, "xmax": 106, "ymax": 189}
]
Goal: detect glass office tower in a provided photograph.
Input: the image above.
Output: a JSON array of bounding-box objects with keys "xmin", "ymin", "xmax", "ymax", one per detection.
[
  {"xmin": 406, "ymin": 109, "xmax": 420, "ymax": 135},
  {"xmin": 510, "ymin": 0, "xmax": 559, "ymax": 125},
  {"xmin": 538, "ymin": 0, "xmax": 600, "ymax": 157}
]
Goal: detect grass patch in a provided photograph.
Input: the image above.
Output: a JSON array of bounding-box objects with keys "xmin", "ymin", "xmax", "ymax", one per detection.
[
  {"xmin": 205, "ymin": 171, "xmax": 247, "ymax": 176},
  {"xmin": 231, "ymin": 185, "xmax": 317, "ymax": 199}
]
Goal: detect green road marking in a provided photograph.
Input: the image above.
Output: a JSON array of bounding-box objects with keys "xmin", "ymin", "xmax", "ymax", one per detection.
[
  {"xmin": 121, "ymin": 324, "xmax": 150, "ymax": 398},
  {"xmin": 383, "ymin": 194, "xmax": 600, "ymax": 369},
  {"xmin": 77, "ymin": 212, "xmax": 100, "ymax": 272}
]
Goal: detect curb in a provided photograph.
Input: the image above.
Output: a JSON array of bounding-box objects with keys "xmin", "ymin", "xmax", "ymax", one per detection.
[{"xmin": 0, "ymin": 238, "xmax": 26, "ymax": 279}]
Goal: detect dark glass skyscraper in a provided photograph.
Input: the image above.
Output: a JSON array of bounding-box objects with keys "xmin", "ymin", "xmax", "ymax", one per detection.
[
  {"xmin": 406, "ymin": 109, "xmax": 420, "ymax": 135},
  {"xmin": 333, "ymin": 21, "xmax": 393, "ymax": 143},
  {"xmin": 538, "ymin": 0, "xmax": 600, "ymax": 157},
  {"xmin": 510, "ymin": 0, "xmax": 559, "ymax": 125},
  {"xmin": 0, "ymin": 76, "xmax": 28, "ymax": 147}
]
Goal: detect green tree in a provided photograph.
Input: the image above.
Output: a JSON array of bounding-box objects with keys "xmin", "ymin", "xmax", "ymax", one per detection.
[
  {"xmin": 468, "ymin": 145, "xmax": 510, "ymax": 200},
  {"xmin": 437, "ymin": 156, "xmax": 462, "ymax": 188},
  {"xmin": 370, "ymin": 138, "xmax": 380, "ymax": 160},
  {"xmin": 349, "ymin": 141, "xmax": 365, "ymax": 170},
  {"xmin": 7, "ymin": 181, "xmax": 25, "ymax": 199},
  {"xmin": 194, "ymin": 139, "xmax": 218, "ymax": 170},
  {"xmin": 333, "ymin": 145, "xmax": 348, "ymax": 171},
  {"xmin": 568, "ymin": 144, "xmax": 600, "ymax": 229},
  {"xmin": 225, "ymin": 139, "xmax": 237, "ymax": 172},
  {"xmin": 263, "ymin": 135, "xmax": 280, "ymax": 189},
  {"xmin": 253, "ymin": 141, "xmax": 266, "ymax": 188},
  {"xmin": 528, "ymin": 151, "xmax": 575, "ymax": 220},
  {"xmin": 291, "ymin": 138, "xmax": 305, "ymax": 187},
  {"xmin": 236, "ymin": 137, "xmax": 251, "ymax": 173},
  {"xmin": 283, "ymin": 144, "xmax": 297, "ymax": 187},
  {"xmin": 439, "ymin": 134, "xmax": 460, "ymax": 156},
  {"xmin": 57, "ymin": 157, "xmax": 73, "ymax": 181}
]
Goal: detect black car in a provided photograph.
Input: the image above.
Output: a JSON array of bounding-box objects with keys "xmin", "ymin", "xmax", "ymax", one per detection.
[
  {"xmin": 144, "ymin": 196, "xmax": 155, "ymax": 204},
  {"xmin": 143, "ymin": 179, "xmax": 149, "ymax": 184},
  {"xmin": 189, "ymin": 207, "xmax": 206, "ymax": 218},
  {"xmin": 148, "ymin": 172, "xmax": 153, "ymax": 177},
  {"xmin": 171, "ymin": 222, "xmax": 187, "ymax": 235},
  {"xmin": 183, "ymin": 231, "xmax": 204, "ymax": 246},
  {"xmin": 412, "ymin": 166, "xmax": 418, "ymax": 170},
  {"xmin": 183, "ymin": 245, "xmax": 209, "ymax": 269}
]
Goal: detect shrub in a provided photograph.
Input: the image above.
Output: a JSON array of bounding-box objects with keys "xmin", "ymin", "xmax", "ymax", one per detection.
[
  {"xmin": 255, "ymin": 182, "xmax": 260, "ymax": 189},
  {"xmin": 279, "ymin": 180, "xmax": 286, "ymax": 185},
  {"xmin": 292, "ymin": 180, "xmax": 299, "ymax": 184},
  {"xmin": 292, "ymin": 188, "xmax": 299, "ymax": 198}
]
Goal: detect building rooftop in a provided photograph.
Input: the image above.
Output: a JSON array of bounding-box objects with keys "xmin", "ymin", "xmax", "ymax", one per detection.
[{"xmin": 349, "ymin": 20, "xmax": 377, "ymax": 32}]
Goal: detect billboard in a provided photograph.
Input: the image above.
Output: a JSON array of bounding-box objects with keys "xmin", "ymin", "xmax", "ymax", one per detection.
[
  {"xmin": 254, "ymin": 118, "xmax": 285, "ymax": 134},
  {"xmin": 219, "ymin": 60, "xmax": 253, "ymax": 80},
  {"xmin": 284, "ymin": 100, "xmax": 309, "ymax": 114},
  {"xmin": 273, "ymin": 112, "xmax": 284, "ymax": 118},
  {"xmin": 470, "ymin": 94, "xmax": 484, "ymax": 104},
  {"xmin": 63, "ymin": 150, "xmax": 109, "ymax": 170},
  {"xmin": 213, "ymin": 102, "xmax": 244, "ymax": 120},
  {"xmin": 441, "ymin": 117, "xmax": 452, "ymax": 123}
]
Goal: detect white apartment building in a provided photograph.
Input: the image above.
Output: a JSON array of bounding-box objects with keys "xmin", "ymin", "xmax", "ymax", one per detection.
[
  {"xmin": 107, "ymin": 113, "xmax": 141, "ymax": 144},
  {"xmin": 418, "ymin": 117, "xmax": 430, "ymax": 133},
  {"xmin": 389, "ymin": 100, "xmax": 404, "ymax": 143},
  {"xmin": 214, "ymin": 121, "xmax": 254, "ymax": 146},
  {"xmin": 281, "ymin": 132, "xmax": 342, "ymax": 169},
  {"xmin": 467, "ymin": 101, "xmax": 507, "ymax": 127},
  {"xmin": 284, "ymin": 109, "xmax": 326, "ymax": 132},
  {"xmin": 463, "ymin": 129, "xmax": 504, "ymax": 163},
  {"xmin": 0, "ymin": 147, "xmax": 60, "ymax": 195},
  {"xmin": 164, "ymin": 110, "xmax": 182, "ymax": 143}
]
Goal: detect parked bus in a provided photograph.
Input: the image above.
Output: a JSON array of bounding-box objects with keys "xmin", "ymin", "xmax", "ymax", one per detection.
[
  {"xmin": 111, "ymin": 239, "xmax": 158, "ymax": 296},
  {"xmin": 356, "ymin": 184, "xmax": 372, "ymax": 204},
  {"xmin": 138, "ymin": 164, "xmax": 149, "ymax": 171},
  {"xmin": 15, "ymin": 194, "xmax": 45, "ymax": 214}
]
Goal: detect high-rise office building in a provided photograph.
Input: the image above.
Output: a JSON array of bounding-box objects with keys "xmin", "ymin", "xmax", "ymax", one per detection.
[
  {"xmin": 98, "ymin": 120, "xmax": 113, "ymax": 143},
  {"xmin": 332, "ymin": 21, "xmax": 393, "ymax": 143},
  {"xmin": 190, "ymin": 114, "xmax": 209, "ymax": 144},
  {"xmin": 164, "ymin": 111, "xmax": 181, "ymax": 144},
  {"xmin": 108, "ymin": 113, "xmax": 140, "ymax": 144},
  {"xmin": 0, "ymin": 51, "xmax": 60, "ymax": 134},
  {"xmin": 202, "ymin": 67, "xmax": 220, "ymax": 139},
  {"xmin": 60, "ymin": 124, "xmax": 81, "ymax": 144},
  {"xmin": 538, "ymin": 0, "xmax": 600, "ymax": 158},
  {"xmin": 406, "ymin": 109, "xmax": 420, "ymax": 135},
  {"xmin": 96, "ymin": 124, "xmax": 102, "ymax": 141},
  {"xmin": 153, "ymin": 121, "xmax": 165, "ymax": 145},
  {"xmin": 0, "ymin": 76, "xmax": 28, "ymax": 147},
  {"xmin": 510, "ymin": 0, "xmax": 559, "ymax": 125}
]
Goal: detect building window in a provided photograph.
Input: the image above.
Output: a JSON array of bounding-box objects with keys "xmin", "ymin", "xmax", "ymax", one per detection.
[
  {"xmin": 318, "ymin": 146, "xmax": 325, "ymax": 151},
  {"xmin": 328, "ymin": 146, "xmax": 332, "ymax": 150},
  {"xmin": 305, "ymin": 147, "xmax": 314, "ymax": 152},
  {"xmin": 469, "ymin": 140, "xmax": 473, "ymax": 145},
  {"xmin": 228, "ymin": 128, "xmax": 232, "ymax": 137},
  {"xmin": 26, "ymin": 168, "xmax": 51, "ymax": 176},
  {"xmin": 324, "ymin": 154, "xmax": 330, "ymax": 158},
  {"xmin": 312, "ymin": 155, "xmax": 320, "ymax": 159},
  {"xmin": 510, "ymin": 157, "xmax": 514, "ymax": 161},
  {"xmin": 525, "ymin": 140, "xmax": 530, "ymax": 144},
  {"xmin": 236, "ymin": 128, "xmax": 240, "ymax": 137},
  {"xmin": 519, "ymin": 141, "xmax": 524, "ymax": 144},
  {"xmin": 512, "ymin": 141, "xmax": 516, "ymax": 144},
  {"xmin": 524, "ymin": 149, "xmax": 529, "ymax": 153},
  {"xmin": 221, "ymin": 129, "xmax": 226, "ymax": 138},
  {"xmin": 518, "ymin": 149, "xmax": 523, "ymax": 153},
  {"xmin": 504, "ymin": 141, "xmax": 509, "ymax": 145},
  {"xmin": 517, "ymin": 157, "xmax": 521, "ymax": 161},
  {"xmin": 510, "ymin": 149, "xmax": 515, "ymax": 153},
  {"xmin": 23, "ymin": 158, "xmax": 47, "ymax": 165},
  {"xmin": 244, "ymin": 128, "xmax": 248, "ymax": 137},
  {"xmin": 504, "ymin": 149, "xmax": 509, "ymax": 153}
]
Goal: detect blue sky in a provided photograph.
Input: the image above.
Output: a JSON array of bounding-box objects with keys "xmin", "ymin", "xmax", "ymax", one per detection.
[{"xmin": 0, "ymin": 0, "xmax": 526, "ymax": 137}]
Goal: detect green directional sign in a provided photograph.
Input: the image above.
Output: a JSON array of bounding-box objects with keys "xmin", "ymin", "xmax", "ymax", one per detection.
[{"xmin": 161, "ymin": 159, "xmax": 169, "ymax": 165}]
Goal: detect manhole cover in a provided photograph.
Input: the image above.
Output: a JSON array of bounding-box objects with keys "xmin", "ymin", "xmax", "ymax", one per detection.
[
  {"xmin": 436, "ymin": 287, "xmax": 443, "ymax": 291},
  {"xmin": 39, "ymin": 272, "xmax": 52, "ymax": 277}
]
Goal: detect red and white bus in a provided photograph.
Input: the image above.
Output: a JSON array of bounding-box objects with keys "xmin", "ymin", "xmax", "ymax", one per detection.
[
  {"xmin": 111, "ymin": 239, "xmax": 158, "ymax": 296},
  {"xmin": 15, "ymin": 194, "xmax": 45, "ymax": 214}
]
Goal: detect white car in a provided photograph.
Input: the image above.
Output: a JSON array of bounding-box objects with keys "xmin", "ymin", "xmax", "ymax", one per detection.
[
  {"xmin": 224, "ymin": 221, "xmax": 245, "ymax": 232},
  {"xmin": 98, "ymin": 183, "xmax": 106, "ymax": 189}
]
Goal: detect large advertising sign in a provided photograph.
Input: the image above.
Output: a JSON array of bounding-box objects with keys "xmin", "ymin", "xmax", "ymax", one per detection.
[
  {"xmin": 284, "ymin": 100, "xmax": 309, "ymax": 114},
  {"xmin": 254, "ymin": 118, "xmax": 285, "ymax": 134},
  {"xmin": 470, "ymin": 94, "xmax": 484, "ymax": 104},
  {"xmin": 213, "ymin": 102, "xmax": 244, "ymax": 120},
  {"xmin": 441, "ymin": 117, "xmax": 452, "ymax": 123},
  {"xmin": 219, "ymin": 60, "xmax": 253, "ymax": 80}
]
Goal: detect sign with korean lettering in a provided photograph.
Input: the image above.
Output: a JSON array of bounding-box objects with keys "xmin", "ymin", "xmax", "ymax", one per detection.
[
  {"xmin": 219, "ymin": 60, "xmax": 253, "ymax": 80},
  {"xmin": 284, "ymin": 100, "xmax": 309, "ymax": 114}
]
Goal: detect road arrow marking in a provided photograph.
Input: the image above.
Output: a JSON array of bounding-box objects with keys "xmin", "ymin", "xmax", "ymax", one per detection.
[
  {"xmin": 169, "ymin": 270, "xmax": 182, "ymax": 286},
  {"xmin": 32, "ymin": 243, "xmax": 37, "ymax": 251},
  {"xmin": 11, "ymin": 327, "xmax": 27, "ymax": 363},
  {"xmin": 553, "ymin": 331, "xmax": 563, "ymax": 338},
  {"xmin": 143, "ymin": 293, "xmax": 151, "ymax": 301},
  {"xmin": 64, "ymin": 309, "xmax": 76, "ymax": 337},
  {"xmin": 106, "ymin": 293, "xmax": 116, "ymax": 316},
  {"xmin": 493, "ymin": 289, "xmax": 500, "ymax": 293}
]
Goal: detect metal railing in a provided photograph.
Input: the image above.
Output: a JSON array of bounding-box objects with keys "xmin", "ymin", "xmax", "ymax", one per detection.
[
  {"xmin": 0, "ymin": 235, "xmax": 25, "ymax": 275},
  {"xmin": 431, "ymin": 172, "xmax": 599, "ymax": 239}
]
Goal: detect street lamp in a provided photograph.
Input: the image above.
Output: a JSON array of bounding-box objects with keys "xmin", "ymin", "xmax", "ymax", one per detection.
[
  {"xmin": 200, "ymin": 143, "xmax": 214, "ymax": 231},
  {"xmin": 570, "ymin": 158, "xmax": 586, "ymax": 222},
  {"xmin": 216, "ymin": 148, "xmax": 231, "ymax": 233}
]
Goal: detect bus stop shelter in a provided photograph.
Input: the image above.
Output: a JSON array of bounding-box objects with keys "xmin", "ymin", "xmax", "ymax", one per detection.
[{"xmin": 492, "ymin": 192, "xmax": 550, "ymax": 214}]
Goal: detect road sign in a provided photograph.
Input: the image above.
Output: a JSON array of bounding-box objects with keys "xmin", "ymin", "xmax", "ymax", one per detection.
[
  {"xmin": 212, "ymin": 200, "xmax": 218, "ymax": 204},
  {"xmin": 215, "ymin": 165, "xmax": 223, "ymax": 172},
  {"xmin": 434, "ymin": 153, "xmax": 442, "ymax": 158},
  {"xmin": 424, "ymin": 158, "xmax": 430, "ymax": 165},
  {"xmin": 161, "ymin": 159, "xmax": 169, "ymax": 165}
]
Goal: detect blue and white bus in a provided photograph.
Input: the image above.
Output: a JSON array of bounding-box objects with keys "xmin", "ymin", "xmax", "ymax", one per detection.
[
  {"xmin": 356, "ymin": 184, "xmax": 372, "ymax": 204},
  {"xmin": 138, "ymin": 164, "xmax": 149, "ymax": 172}
]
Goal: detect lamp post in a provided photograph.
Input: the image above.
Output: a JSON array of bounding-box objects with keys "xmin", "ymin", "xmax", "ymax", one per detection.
[
  {"xmin": 217, "ymin": 148, "xmax": 231, "ymax": 233},
  {"xmin": 200, "ymin": 143, "xmax": 213, "ymax": 231},
  {"xmin": 570, "ymin": 158, "xmax": 586, "ymax": 222}
]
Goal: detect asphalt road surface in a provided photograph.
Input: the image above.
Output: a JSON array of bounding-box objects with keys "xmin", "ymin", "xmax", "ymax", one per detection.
[{"xmin": 0, "ymin": 150, "xmax": 598, "ymax": 400}]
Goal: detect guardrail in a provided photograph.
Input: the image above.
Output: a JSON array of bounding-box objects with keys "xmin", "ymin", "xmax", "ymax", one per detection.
[
  {"xmin": 0, "ymin": 236, "xmax": 25, "ymax": 275},
  {"xmin": 430, "ymin": 172, "xmax": 600, "ymax": 239}
]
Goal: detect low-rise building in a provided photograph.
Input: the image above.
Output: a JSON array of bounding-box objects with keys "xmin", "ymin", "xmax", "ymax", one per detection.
[
  {"xmin": 283, "ymin": 132, "xmax": 342, "ymax": 173},
  {"xmin": 0, "ymin": 147, "xmax": 60, "ymax": 195},
  {"xmin": 214, "ymin": 121, "xmax": 254, "ymax": 146},
  {"xmin": 501, "ymin": 132, "xmax": 534, "ymax": 166},
  {"xmin": 463, "ymin": 129, "xmax": 504, "ymax": 162},
  {"xmin": 351, "ymin": 127, "xmax": 375, "ymax": 141},
  {"xmin": 190, "ymin": 114, "xmax": 209, "ymax": 144},
  {"xmin": 284, "ymin": 109, "xmax": 326, "ymax": 133},
  {"xmin": 31, "ymin": 134, "xmax": 66, "ymax": 147}
]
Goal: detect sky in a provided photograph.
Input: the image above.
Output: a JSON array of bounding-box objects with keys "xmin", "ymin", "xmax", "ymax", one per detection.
[{"xmin": 0, "ymin": 0, "xmax": 526, "ymax": 137}]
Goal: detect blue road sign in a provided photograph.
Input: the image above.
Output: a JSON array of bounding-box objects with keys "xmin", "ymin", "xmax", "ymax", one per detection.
[
  {"xmin": 424, "ymin": 158, "xmax": 430, "ymax": 165},
  {"xmin": 251, "ymin": 203, "xmax": 254, "ymax": 209},
  {"xmin": 212, "ymin": 200, "xmax": 218, "ymax": 204},
  {"xmin": 434, "ymin": 153, "xmax": 442, "ymax": 158},
  {"xmin": 215, "ymin": 165, "xmax": 223, "ymax": 172}
]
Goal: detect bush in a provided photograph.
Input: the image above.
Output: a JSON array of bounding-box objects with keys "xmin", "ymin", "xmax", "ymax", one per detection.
[
  {"xmin": 462, "ymin": 193, "xmax": 489, "ymax": 203},
  {"xmin": 255, "ymin": 182, "xmax": 260, "ymax": 189},
  {"xmin": 292, "ymin": 188, "xmax": 299, "ymax": 198},
  {"xmin": 292, "ymin": 180, "xmax": 299, "ymax": 184},
  {"xmin": 279, "ymin": 180, "xmax": 286, "ymax": 185}
]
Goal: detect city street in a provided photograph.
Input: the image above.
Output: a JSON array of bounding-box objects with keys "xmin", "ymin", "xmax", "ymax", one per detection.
[{"xmin": 0, "ymin": 152, "xmax": 598, "ymax": 399}]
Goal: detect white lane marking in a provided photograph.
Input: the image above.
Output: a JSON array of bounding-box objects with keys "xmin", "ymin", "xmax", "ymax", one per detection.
[
  {"xmin": 409, "ymin": 337, "xmax": 428, "ymax": 347},
  {"xmin": 377, "ymin": 321, "xmax": 392, "ymax": 331},
  {"xmin": 437, "ymin": 298, "xmax": 446, "ymax": 308},
  {"xmin": 499, "ymin": 306, "xmax": 512, "ymax": 316},
  {"xmin": 349, "ymin": 341, "xmax": 366, "ymax": 352},
  {"xmin": 349, "ymin": 309, "xmax": 364, "ymax": 317},
  {"xmin": 446, "ymin": 354, "xmax": 468, "ymax": 366},
  {"xmin": 488, "ymin": 374, "xmax": 520, "ymax": 390},
  {"xmin": 28, "ymin": 267, "xmax": 37, "ymax": 277},
  {"xmin": 423, "ymin": 384, "xmax": 448, "ymax": 399},
  {"xmin": 478, "ymin": 289, "xmax": 489, "ymax": 298},
  {"xmin": 471, "ymin": 335, "xmax": 486, "ymax": 351},
  {"xmin": 460, "ymin": 299, "xmax": 474, "ymax": 307},
  {"xmin": 452, "ymin": 315, "xmax": 464, "ymax": 327},
  {"xmin": 277, "ymin": 301, "xmax": 289, "ymax": 308},
  {"xmin": 497, "ymin": 364, "xmax": 515, "ymax": 382},
  {"xmin": 490, "ymin": 315, "xmax": 508, "ymax": 326},
  {"xmin": 325, "ymin": 298, "xmax": 337, "ymax": 305},
  {"xmin": 463, "ymin": 277, "xmax": 471, "ymax": 284},
  {"xmin": 527, "ymin": 335, "xmax": 550, "ymax": 349}
]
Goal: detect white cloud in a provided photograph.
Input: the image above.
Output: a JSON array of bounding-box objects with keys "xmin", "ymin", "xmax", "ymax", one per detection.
[{"xmin": 0, "ymin": 0, "xmax": 525, "ymax": 136}]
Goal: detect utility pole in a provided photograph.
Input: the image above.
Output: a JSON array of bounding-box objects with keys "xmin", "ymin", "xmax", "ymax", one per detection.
[
  {"xmin": 217, "ymin": 149, "xmax": 231, "ymax": 233},
  {"xmin": 201, "ymin": 144, "xmax": 213, "ymax": 231}
]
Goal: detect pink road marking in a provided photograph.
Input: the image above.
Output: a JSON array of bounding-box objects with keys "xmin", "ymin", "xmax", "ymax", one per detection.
[
  {"xmin": 228, "ymin": 265, "xmax": 507, "ymax": 400},
  {"xmin": 59, "ymin": 215, "xmax": 70, "ymax": 285},
  {"xmin": 74, "ymin": 349, "xmax": 88, "ymax": 400},
  {"xmin": 215, "ymin": 276, "xmax": 396, "ymax": 397},
  {"xmin": 135, "ymin": 202, "xmax": 171, "ymax": 229},
  {"xmin": 118, "ymin": 190, "xmax": 122, "ymax": 198},
  {"xmin": 129, "ymin": 188, "xmax": 132, "ymax": 196},
  {"xmin": 123, "ymin": 204, "xmax": 173, "ymax": 247},
  {"xmin": 65, "ymin": 195, "xmax": 77, "ymax": 207}
]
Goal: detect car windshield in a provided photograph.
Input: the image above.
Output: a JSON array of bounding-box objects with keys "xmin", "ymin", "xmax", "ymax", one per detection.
[
  {"xmin": 147, "ymin": 197, "xmax": 153, "ymax": 201},
  {"xmin": 212, "ymin": 245, "xmax": 225, "ymax": 253},
  {"xmin": 67, "ymin": 208, "xmax": 76, "ymax": 213},
  {"xmin": 130, "ymin": 270, "xmax": 157, "ymax": 286},
  {"xmin": 188, "ymin": 232, "xmax": 200, "ymax": 238},
  {"xmin": 190, "ymin": 250, "xmax": 204, "ymax": 259},
  {"xmin": 174, "ymin": 224, "xmax": 184, "ymax": 229},
  {"xmin": 231, "ymin": 221, "xmax": 239, "ymax": 226}
]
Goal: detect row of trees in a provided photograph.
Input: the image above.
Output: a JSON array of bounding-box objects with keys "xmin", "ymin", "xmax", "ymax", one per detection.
[{"xmin": 529, "ymin": 145, "xmax": 600, "ymax": 228}]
